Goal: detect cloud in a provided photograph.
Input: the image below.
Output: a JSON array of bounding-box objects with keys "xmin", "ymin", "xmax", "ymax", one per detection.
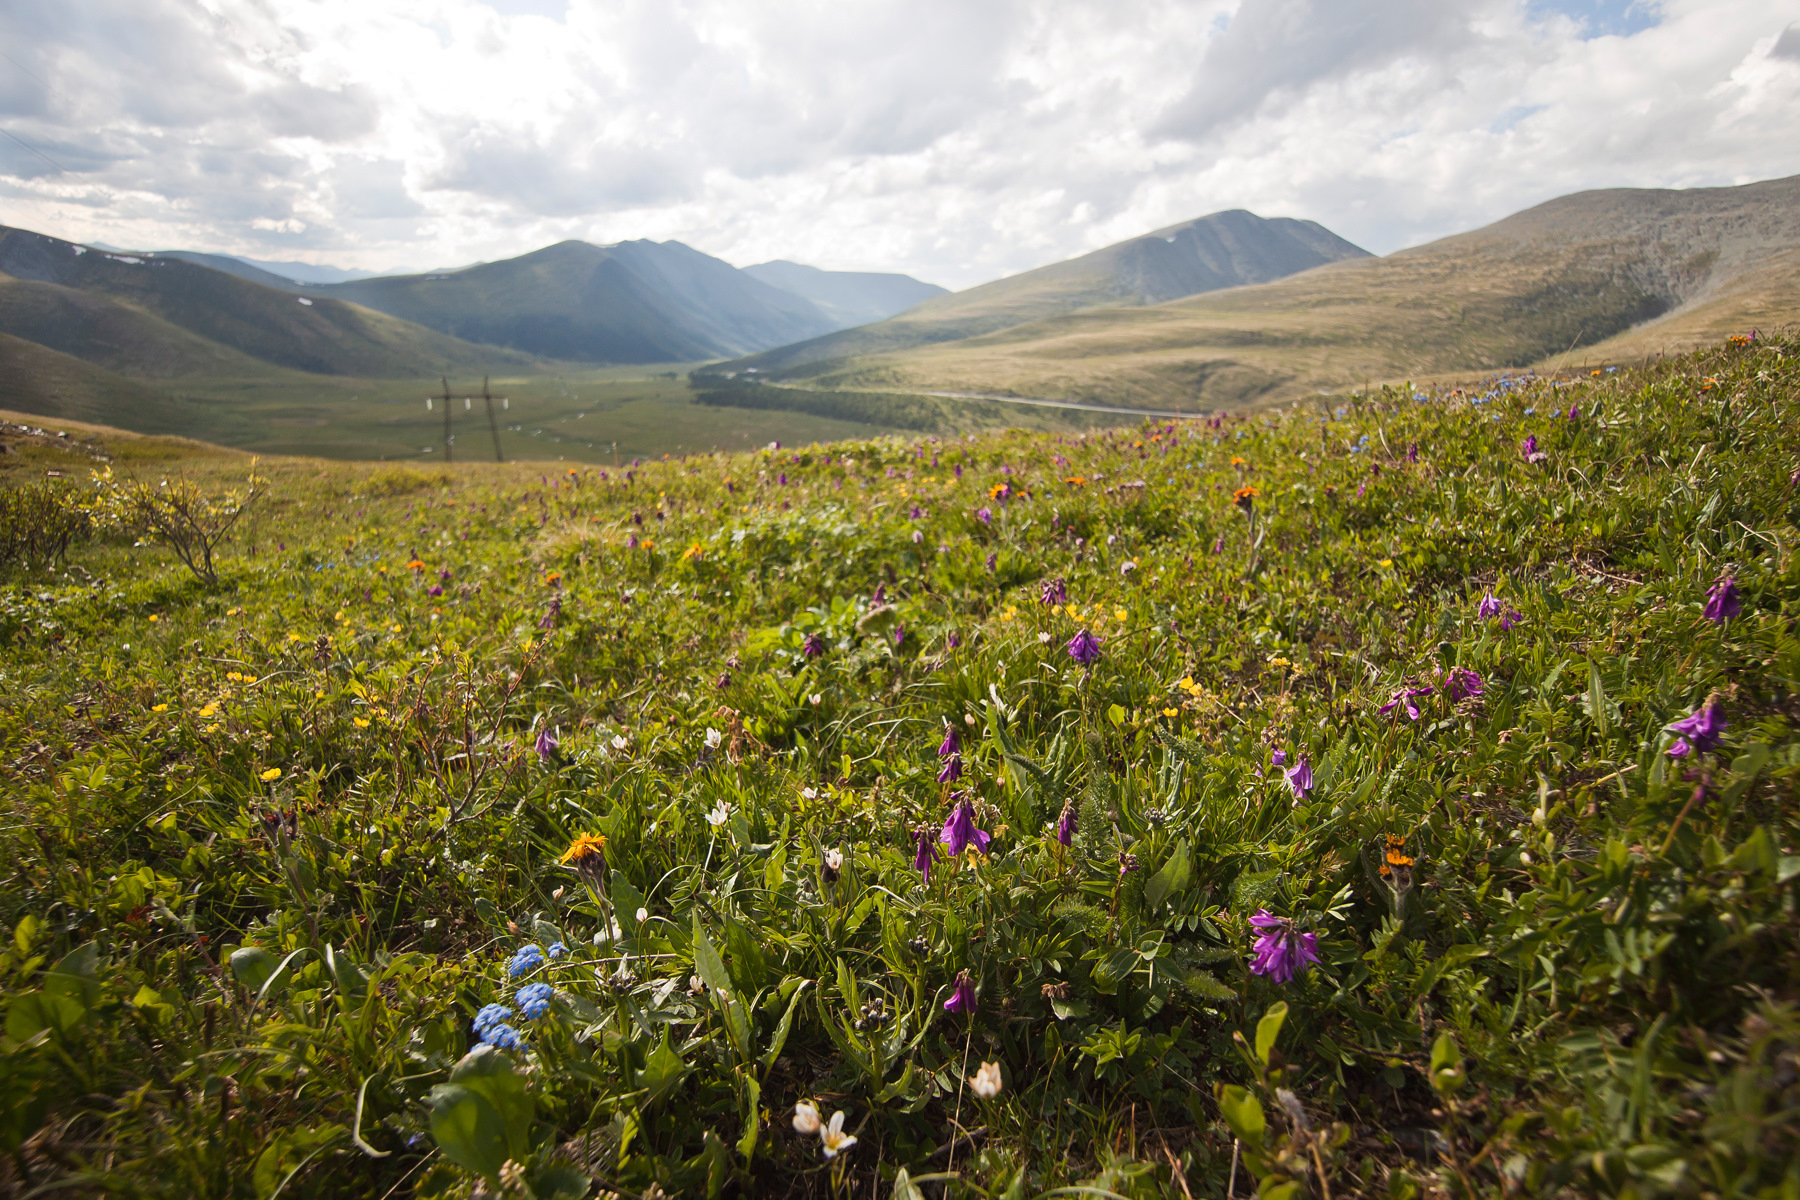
[{"xmin": 0, "ymin": 0, "xmax": 1796, "ymax": 288}]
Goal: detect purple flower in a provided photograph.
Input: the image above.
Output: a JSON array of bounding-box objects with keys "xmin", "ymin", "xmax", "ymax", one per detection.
[
  {"xmin": 1444, "ymin": 666, "xmax": 1484, "ymax": 703},
  {"xmin": 944, "ymin": 970, "xmax": 977, "ymax": 1015},
  {"xmin": 427, "ymin": 585, "xmax": 444, "ymax": 597},
  {"xmin": 1477, "ymin": 593, "xmax": 1503, "ymax": 620},
  {"xmin": 1378, "ymin": 683, "xmax": 1434, "ymax": 720},
  {"xmin": 1284, "ymin": 756, "xmax": 1312, "ymax": 798},
  {"xmin": 975, "ymin": 507, "xmax": 993, "ymax": 525},
  {"xmin": 912, "ymin": 827, "xmax": 936, "ymax": 881},
  {"xmin": 1055, "ymin": 801, "xmax": 1076, "ymax": 846},
  {"xmin": 539, "ymin": 596, "xmax": 561, "ymax": 631},
  {"xmin": 1248, "ymin": 911, "xmax": 1320, "ymax": 985},
  {"xmin": 1271, "ymin": 749, "xmax": 1286, "ymax": 768},
  {"xmin": 803, "ymin": 632, "xmax": 826, "ymax": 658},
  {"xmin": 946, "ymin": 631, "xmax": 962, "ymax": 649},
  {"xmin": 1407, "ymin": 442, "xmax": 1419, "ymax": 463},
  {"xmin": 1703, "ymin": 575, "xmax": 1740, "ymax": 623},
  {"xmin": 1499, "ymin": 608, "xmax": 1523, "ymax": 632},
  {"xmin": 1066, "ymin": 628, "xmax": 1102, "ymax": 665},
  {"xmin": 1212, "ymin": 535, "xmax": 1224, "ymax": 555},
  {"xmin": 937, "ymin": 755, "xmax": 963, "ymax": 784},
  {"xmin": 535, "ymin": 727, "xmax": 558, "ymax": 761},
  {"xmin": 1521, "ymin": 434, "xmax": 1547, "ymax": 464},
  {"xmin": 1667, "ymin": 699, "xmax": 1726, "ymax": 758},
  {"xmin": 940, "ymin": 796, "xmax": 991, "ymax": 856},
  {"xmin": 1040, "ymin": 577, "xmax": 1068, "ymax": 606},
  {"xmin": 894, "ymin": 624, "xmax": 906, "ymax": 649},
  {"xmin": 985, "ymin": 552, "xmax": 997, "ymax": 572},
  {"xmin": 626, "ymin": 533, "xmax": 639, "ymax": 549},
  {"xmin": 871, "ymin": 585, "xmax": 886, "ymax": 606}
]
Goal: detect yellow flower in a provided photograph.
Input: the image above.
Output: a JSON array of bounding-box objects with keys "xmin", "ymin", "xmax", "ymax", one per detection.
[
  {"xmin": 259, "ymin": 768, "xmax": 282, "ymax": 782},
  {"xmin": 151, "ymin": 703, "xmax": 168, "ymax": 713},
  {"xmin": 1269, "ymin": 656, "xmax": 1291, "ymax": 667},
  {"xmin": 148, "ymin": 614, "xmax": 159, "ymax": 623},
  {"xmin": 226, "ymin": 607, "xmax": 242, "ymax": 616},
  {"xmin": 287, "ymin": 632, "xmax": 303, "ymax": 642},
  {"xmin": 1378, "ymin": 558, "xmax": 1393, "ymax": 568},
  {"xmin": 197, "ymin": 703, "xmax": 218, "ymax": 718},
  {"xmin": 1161, "ymin": 707, "xmax": 1180, "ymax": 719},
  {"xmin": 1114, "ymin": 606, "xmax": 1128, "ymax": 621},
  {"xmin": 560, "ymin": 833, "xmax": 609, "ymax": 871},
  {"xmin": 353, "ymin": 717, "xmax": 370, "ymax": 728}
]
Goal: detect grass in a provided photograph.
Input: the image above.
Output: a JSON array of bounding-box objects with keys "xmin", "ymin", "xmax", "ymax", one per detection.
[{"xmin": 0, "ymin": 335, "xmax": 1797, "ymax": 1198}]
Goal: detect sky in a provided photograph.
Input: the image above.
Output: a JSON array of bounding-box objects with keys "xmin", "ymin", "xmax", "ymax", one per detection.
[{"xmin": 1, "ymin": 0, "xmax": 1798, "ymax": 289}]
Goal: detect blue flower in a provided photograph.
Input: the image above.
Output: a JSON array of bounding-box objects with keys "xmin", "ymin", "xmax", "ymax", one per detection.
[
  {"xmin": 474, "ymin": 1002, "xmax": 514, "ymax": 1033},
  {"xmin": 481, "ymin": 1023, "xmax": 525, "ymax": 1050},
  {"xmin": 516, "ymin": 982, "xmax": 555, "ymax": 1020},
  {"xmin": 508, "ymin": 944, "xmax": 547, "ymax": 977},
  {"xmin": 547, "ymin": 941, "xmax": 568, "ymax": 959}
]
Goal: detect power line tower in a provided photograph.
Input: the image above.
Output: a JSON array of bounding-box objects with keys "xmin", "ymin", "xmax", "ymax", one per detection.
[
  {"xmin": 482, "ymin": 376, "xmax": 505, "ymax": 463},
  {"xmin": 439, "ymin": 377, "xmax": 453, "ymax": 463}
]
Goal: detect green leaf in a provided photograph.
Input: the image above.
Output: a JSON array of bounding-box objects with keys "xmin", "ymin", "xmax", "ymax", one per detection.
[
  {"xmin": 444, "ymin": 1046, "xmax": 534, "ymax": 1164},
  {"xmin": 1143, "ymin": 839, "xmax": 1191, "ymax": 909},
  {"xmin": 760, "ymin": 979, "xmax": 811, "ymax": 1074},
  {"xmin": 635, "ymin": 1028, "xmax": 690, "ymax": 1109},
  {"xmin": 1108, "ymin": 703, "xmax": 1127, "ymax": 727},
  {"xmin": 231, "ymin": 947, "xmax": 279, "ymax": 991},
  {"xmin": 1254, "ymin": 1001, "xmax": 1288, "ymax": 1067},
  {"xmin": 43, "ymin": 942, "xmax": 99, "ymax": 1011},
  {"xmin": 737, "ymin": 1073, "xmax": 761, "ymax": 1160},
  {"xmin": 426, "ymin": 1083, "xmax": 510, "ymax": 1181},
  {"xmin": 692, "ymin": 914, "xmax": 752, "ymax": 1063},
  {"xmin": 1429, "ymin": 1031, "xmax": 1465, "ymax": 1096},
  {"xmin": 1217, "ymin": 1084, "xmax": 1266, "ymax": 1149}
]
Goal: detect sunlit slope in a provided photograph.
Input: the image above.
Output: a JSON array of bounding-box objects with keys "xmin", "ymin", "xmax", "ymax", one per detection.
[
  {"xmin": 763, "ymin": 174, "xmax": 1800, "ymax": 409},
  {"xmin": 719, "ymin": 209, "xmax": 1369, "ymax": 375},
  {"xmin": 0, "ymin": 331, "xmax": 222, "ymax": 433}
]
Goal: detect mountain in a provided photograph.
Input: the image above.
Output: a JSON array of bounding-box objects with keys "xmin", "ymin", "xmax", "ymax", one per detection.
[
  {"xmin": 741, "ymin": 261, "xmax": 946, "ymax": 328},
  {"xmin": 713, "ymin": 209, "xmax": 1371, "ymax": 376},
  {"xmin": 301, "ymin": 240, "xmax": 839, "ymax": 363},
  {"xmin": 720, "ymin": 176, "xmax": 1800, "ymax": 410},
  {"xmin": 0, "ymin": 226, "xmax": 537, "ymax": 379}
]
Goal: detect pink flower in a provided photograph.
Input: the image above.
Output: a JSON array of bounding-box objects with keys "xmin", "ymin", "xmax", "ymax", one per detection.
[{"xmin": 1248, "ymin": 911, "xmax": 1319, "ymax": 985}]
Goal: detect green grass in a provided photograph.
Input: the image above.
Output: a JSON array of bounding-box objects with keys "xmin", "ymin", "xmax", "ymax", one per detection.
[{"xmin": 0, "ymin": 336, "xmax": 1797, "ymax": 1198}]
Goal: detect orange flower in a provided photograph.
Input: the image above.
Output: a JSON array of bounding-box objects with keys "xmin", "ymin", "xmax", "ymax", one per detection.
[
  {"xmin": 405, "ymin": 559, "xmax": 426, "ymax": 572},
  {"xmin": 559, "ymin": 833, "xmax": 608, "ymax": 877},
  {"xmin": 1232, "ymin": 485, "xmax": 1259, "ymax": 509},
  {"xmin": 1379, "ymin": 835, "xmax": 1414, "ymax": 877}
]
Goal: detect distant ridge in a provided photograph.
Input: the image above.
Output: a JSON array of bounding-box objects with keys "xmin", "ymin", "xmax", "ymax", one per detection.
[
  {"xmin": 713, "ymin": 209, "xmax": 1371, "ymax": 376},
  {"xmin": 741, "ymin": 261, "xmax": 947, "ymax": 328}
]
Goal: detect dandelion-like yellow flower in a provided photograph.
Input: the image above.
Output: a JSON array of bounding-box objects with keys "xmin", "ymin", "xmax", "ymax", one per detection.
[
  {"xmin": 559, "ymin": 833, "xmax": 609, "ymax": 871},
  {"xmin": 198, "ymin": 703, "xmax": 218, "ymax": 718},
  {"xmin": 260, "ymin": 768, "xmax": 282, "ymax": 782},
  {"xmin": 353, "ymin": 717, "xmax": 370, "ymax": 728}
]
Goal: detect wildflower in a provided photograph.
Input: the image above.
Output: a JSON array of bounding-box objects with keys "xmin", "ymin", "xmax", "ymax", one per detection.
[
  {"xmin": 1271, "ymin": 749, "xmax": 1286, "ymax": 769},
  {"xmin": 1038, "ymin": 630, "xmax": 1054, "ymax": 644},
  {"xmin": 803, "ymin": 632, "xmax": 826, "ymax": 657},
  {"xmin": 909, "ymin": 504, "xmax": 925, "ymax": 519},
  {"xmin": 558, "ymin": 833, "xmax": 607, "ymax": 878},
  {"xmin": 1443, "ymin": 666, "xmax": 1483, "ymax": 702},
  {"xmin": 1667, "ymin": 699, "xmax": 1726, "ymax": 757},
  {"xmin": 1120, "ymin": 561, "xmax": 1136, "ymax": 576},
  {"xmin": 427, "ymin": 585, "xmax": 444, "ymax": 597},
  {"xmin": 1118, "ymin": 853, "xmax": 1138, "ymax": 879},
  {"xmin": 152, "ymin": 703, "xmax": 168, "ymax": 713},
  {"xmin": 1407, "ymin": 442, "xmax": 1419, "ymax": 462},
  {"xmin": 940, "ymin": 795, "xmax": 991, "ymax": 856},
  {"xmin": 516, "ymin": 982, "xmax": 555, "ymax": 1020},
  {"xmin": 259, "ymin": 768, "xmax": 282, "ymax": 782},
  {"xmin": 706, "ymin": 800, "xmax": 731, "ymax": 827},
  {"xmin": 822, "ymin": 847, "xmax": 843, "ymax": 883},
  {"xmin": 793, "ymin": 1102, "xmax": 822, "ymax": 1135},
  {"xmin": 1703, "ymin": 574, "xmax": 1740, "ymax": 623},
  {"xmin": 1284, "ymin": 756, "xmax": 1313, "ymax": 799},
  {"xmin": 1066, "ymin": 628, "xmax": 1102, "ymax": 665},
  {"xmin": 893, "ymin": 624, "xmax": 906, "ymax": 649},
  {"xmin": 912, "ymin": 826, "xmax": 936, "ymax": 881},
  {"xmin": 1477, "ymin": 593, "xmax": 1503, "ymax": 619},
  {"xmin": 535, "ymin": 727, "xmax": 558, "ymax": 761},
  {"xmin": 1248, "ymin": 911, "xmax": 1320, "ymax": 985},
  {"xmin": 540, "ymin": 596, "xmax": 561, "ymax": 630},
  {"xmin": 610, "ymin": 734, "xmax": 629, "ymax": 751},
  {"xmin": 975, "ymin": 506, "xmax": 993, "ymax": 525},
  {"xmin": 944, "ymin": 970, "xmax": 978, "ymax": 1014},
  {"xmin": 547, "ymin": 941, "xmax": 568, "ymax": 958},
  {"xmin": 1233, "ymin": 485, "xmax": 1259, "ymax": 512},
  {"xmin": 1379, "ymin": 683, "xmax": 1434, "ymax": 720},
  {"xmin": 1521, "ymin": 434, "xmax": 1547, "ymax": 464},
  {"xmin": 705, "ymin": 727, "xmax": 723, "ymax": 750},
  {"xmin": 1499, "ymin": 608, "xmax": 1523, "ymax": 632},
  {"xmin": 1056, "ymin": 800, "xmax": 1076, "ymax": 846},
  {"xmin": 507, "ymin": 944, "xmax": 547, "ymax": 978},
  {"xmin": 820, "ymin": 1111, "xmax": 857, "ymax": 1158},
  {"xmin": 482, "ymin": 1023, "xmax": 525, "ymax": 1051},
  {"xmin": 474, "ymin": 1003, "xmax": 514, "ymax": 1035},
  {"xmin": 1040, "ymin": 577, "xmax": 1067, "ymax": 605},
  {"xmin": 969, "ymin": 1061, "xmax": 1003, "ymax": 1098}
]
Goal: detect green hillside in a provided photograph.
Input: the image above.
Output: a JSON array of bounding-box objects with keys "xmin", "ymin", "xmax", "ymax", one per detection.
[
  {"xmin": 732, "ymin": 175, "xmax": 1800, "ymax": 410},
  {"xmin": 1, "ymin": 335, "xmax": 1795, "ymax": 1197}
]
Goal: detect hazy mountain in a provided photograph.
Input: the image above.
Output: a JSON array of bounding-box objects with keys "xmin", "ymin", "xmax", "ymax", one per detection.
[
  {"xmin": 303, "ymin": 240, "xmax": 839, "ymax": 363},
  {"xmin": 741, "ymin": 261, "xmax": 946, "ymax": 328},
  {"xmin": 738, "ymin": 174, "xmax": 1800, "ymax": 411},
  {"xmin": 0, "ymin": 226, "xmax": 537, "ymax": 378},
  {"xmin": 715, "ymin": 209, "xmax": 1371, "ymax": 375},
  {"xmin": 148, "ymin": 250, "xmax": 404, "ymax": 287}
]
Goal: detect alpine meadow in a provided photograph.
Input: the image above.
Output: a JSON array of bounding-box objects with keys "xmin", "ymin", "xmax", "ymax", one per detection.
[{"xmin": 1, "ymin": 329, "xmax": 1797, "ymax": 1199}]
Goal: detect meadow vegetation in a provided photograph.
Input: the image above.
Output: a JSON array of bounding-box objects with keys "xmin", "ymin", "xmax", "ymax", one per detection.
[{"xmin": 0, "ymin": 335, "xmax": 1796, "ymax": 1198}]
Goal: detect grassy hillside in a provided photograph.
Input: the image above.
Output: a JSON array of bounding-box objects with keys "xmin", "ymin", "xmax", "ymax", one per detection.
[
  {"xmin": 718, "ymin": 209, "xmax": 1371, "ymax": 376},
  {"xmin": 0, "ymin": 335, "xmax": 1795, "ymax": 1198},
  {"xmin": 739, "ymin": 175, "xmax": 1800, "ymax": 410},
  {"xmin": 0, "ymin": 226, "xmax": 541, "ymax": 379}
]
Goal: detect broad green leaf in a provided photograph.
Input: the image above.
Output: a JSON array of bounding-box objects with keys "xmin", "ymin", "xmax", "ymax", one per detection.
[
  {"xmin": 426, "ymin": 1084, "xmax": 509, "ymax": 1180},
  {"xmin": 761, "ymin": 979, "xmax": 811, "ymax": 1074},
  {"xmin": 1143, "ymin": 839, "xmax": 1191, "ymax": 909},
  {"xmin": 635, "ymin": 1029, "xmax": 690, "ymax": 1109},
  {"xmin": 1255, "ymin": 1001, "xmax": 1288, "ymax": 1066},
  {"xmin": 231, "ymin": 946, "xmax": 278, "ymax": 991},
  {"xmin": 1217, "ymin": 1084, "xmax": 1266, "ymax": 1148}
]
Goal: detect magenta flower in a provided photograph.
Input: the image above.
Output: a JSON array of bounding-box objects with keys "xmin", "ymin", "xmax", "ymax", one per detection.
[
  {"xmin": 940, "ymin": 795, "xmax": 990, "ymax": 856},
  {"xmin": 938, "ymin": 726, "xmax": 960, "ymax": 758},
  {"xmin": 1703, "ymin": 575, "xmax": 1740, "ymax": 623},
  {"xmin": 1521, "ymin": 434, "xmax": 1547, "ymax": 464},
  {"xmin": 1379, "ymin": 683, "xmax": 1434, "ymax": 720},
  {"xmin": 803, "ymin": 632, "xmax": 826, "ymax": 658},
  {"xmin": 894, "ymin": 624, "xmax": 906, "ymax": 649},
  {"xmin": 1271, "ymin": 749, "xmax": 1286, "ymax": 769},
  {"xmin": 1040, "ymin": 577, "xmax": 1068, "ymax": 605},
  {"xmin": 912, "ymin": 827, "xmax": 936, "ymax": 881},
  {"xmin": 1407, "ymin": 442, "xmax": 1419, "ymax": 463},
  {"xmin": 1055, "ymin": 801, "xmax": 1076, "ymax": 846},
  {"xmin": 427, "ymin": 585, "xmax": 444, "ymax": 597},
  {"xmin": 975, "ymin": 507, "xmax": 993, "ymax": 525},
  {"xmin": 1444, "ymin": 666, "xmax": 1484, "ymax": 703},
  {"xmin": 1477, "ymin": 593, "xmax": 1503, "ymax": 620},
  {"xmin": 626, "ymin": 533, "xmax": 640, "ymax": 549},
  {"xmin": 539, "ymin": 596, "xmax": 561, "ymax": 631},
  {"xmin": 1667, "ymin": 699, "xmax": 1726, "ymax": 758},
  {"xmin": 1284, "ymin": 756, "xmax": 1312, "ymax": 798},
  {"xmin": 1248, "ymin": 911, "xmax": 1320, "ymax": 985},
  {"xmin": 1066, "ymin": 628, "xmax": 1102, "ymax": 665},
  {"xmin": 871, "ymin": 585, "xmax": 886, "ymax": 606},
  {"xmin": 1499, "ymin": 608, "xmax": 1523, "ymax": 631},
  {"xmin": 944, "ymin": 970, "xmax": 978, "ymax": 1015},
  {"xmin": 534, "ymin": 727, "xmax": 558, "ymax": 761}
]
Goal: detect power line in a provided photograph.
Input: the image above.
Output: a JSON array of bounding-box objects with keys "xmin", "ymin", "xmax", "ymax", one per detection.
[{"xmin": 0, "ymin": 126, "xmax": 67, "ymax": 175}]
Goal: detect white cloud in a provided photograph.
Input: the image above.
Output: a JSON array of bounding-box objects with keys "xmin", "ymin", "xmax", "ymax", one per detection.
[{"xmin": 0, "ymin": 0, "xmax": 1796, "ymax": 288}]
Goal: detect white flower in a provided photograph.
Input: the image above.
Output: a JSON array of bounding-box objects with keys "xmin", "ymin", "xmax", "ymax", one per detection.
[
  {"xmin": 820, "ymin": 1110, "xmax": 857, "ymax": 1158},
  {"xmin": 969, "ymin": 1061, "xmax": 1003, "ymax": 1098},
  {"xmin": 706, "ymin": 800, "xmax": 732, "ymax": 826},
  {"xmin": 801, "ymin": 786, "xmax": 819, "ymax": 799},
  {"xmin": 635, "ymin": 907, "xmax": 649, "ymax": 924},
  {"xmin": 824, "ymin": 847, "xmax": 843, "ymax": 871},
  {"xmin": 1121, "ymin": 561, "xmax": 1138, "ymax": 576},
  {"xmin": 1038, "ymin": 631, "xmax": 1053, "ymax": 644},
  {"xmin": 610, "ymin": 734, "xmax": 629, "ymax": 750},
  {"xmin": 688, "ymin": 974, "xmax": 706, "ymax": 995},
  {"xmin": 792, "ymin": 1101, "xmax": 822, "ymax": 1135},
  {"xmin": 911, "ymin": 530, "xmax": 924, "ymax": 543},
  {"xmin": 809, "ymin": 693, "xmax": 822, "ymax": 706},
  {"xmin": 705, "ymin": 728, "xmax": 723, "ymax": 749}
]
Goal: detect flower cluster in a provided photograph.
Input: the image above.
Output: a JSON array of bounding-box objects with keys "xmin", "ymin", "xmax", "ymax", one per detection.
[
  {"xmin": 516, "ymin": 981, "xmax": 555, "ymax": 1020},
  {"xmin": 474, "ymin": 1002, "xmax": 525, "ymax": 1050},
  {"xmin": 507, "ymin": 944, "xmax": 547, "ymax": 978},
  {"xmin": 1248, "ymin": 911, "xmax": 1320, "ymax": 984},
  {"xmin": 1667, "ymin": 699, "xmax": 1726, "ymax": 758},
  {"xmin": 792, "ymin": 1103, "xmax": 857, "ymax": 1158},
  {"xmin": 1379, "ymin": 682, "xmax": 1435, "ymax": 720}
]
